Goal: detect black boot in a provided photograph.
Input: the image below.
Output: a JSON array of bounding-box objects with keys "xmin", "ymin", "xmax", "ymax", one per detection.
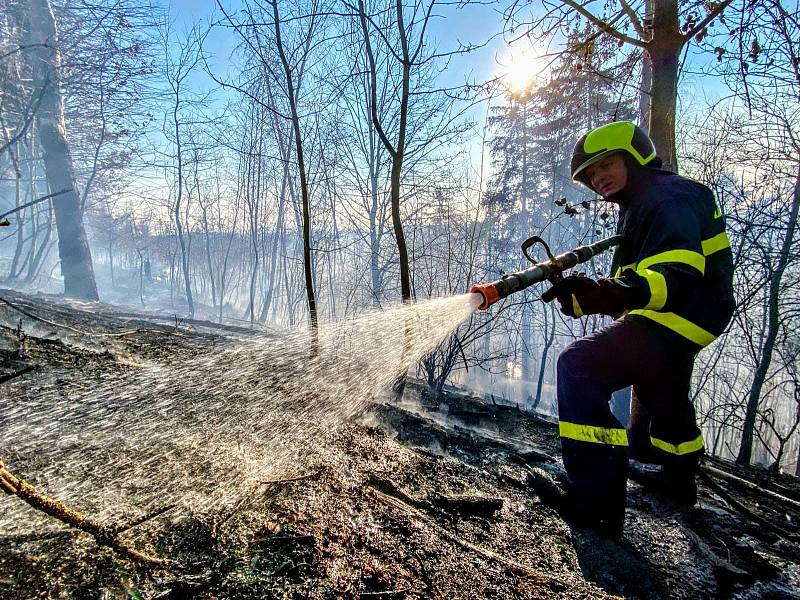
[
  {"xmin": 628, "ymin": 461, "xmax": 697, "ymax": 506},
  {"xmin": 527, "ymin": 467, "xmax": 625, "ymax": 538}
]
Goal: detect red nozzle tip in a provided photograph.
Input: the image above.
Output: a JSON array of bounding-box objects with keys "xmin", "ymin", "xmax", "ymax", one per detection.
[{"xmin": 469, "ymin": 282, "xmax": 500, "ymax": 311}]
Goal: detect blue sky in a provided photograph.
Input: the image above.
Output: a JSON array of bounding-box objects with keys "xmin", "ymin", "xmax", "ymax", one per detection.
[
  {"xmin": 151, "ymin": 0, "xmax": 731, "ymax": 186},
  {"xmin": 161, "ymin": 0, "xmax": 527, "ymax": 90},
  {"xmin": 159, "ymin": 0, "xmax": 729, "ymax": 106}
]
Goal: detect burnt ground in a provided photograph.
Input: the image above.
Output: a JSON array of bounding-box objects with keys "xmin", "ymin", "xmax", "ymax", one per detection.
[{"xmin": 1, "ymin": 289, "xmax": 800, "ymax": 599}]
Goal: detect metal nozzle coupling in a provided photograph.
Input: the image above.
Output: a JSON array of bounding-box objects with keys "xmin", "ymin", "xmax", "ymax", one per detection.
[{"xmin": 468, "ymin": 282, "xmax": 501, "ymax": 311}]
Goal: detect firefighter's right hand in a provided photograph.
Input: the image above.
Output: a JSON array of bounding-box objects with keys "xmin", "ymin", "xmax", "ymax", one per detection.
[{"xmin": 542, "ymin": 274, "xmax": 623, "ymax": 318}]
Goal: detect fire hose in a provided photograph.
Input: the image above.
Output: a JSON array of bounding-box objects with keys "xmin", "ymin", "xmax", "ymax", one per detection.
[{"xmin": 469, "ymin": 234, "xmax": 625, "ymax": 310}]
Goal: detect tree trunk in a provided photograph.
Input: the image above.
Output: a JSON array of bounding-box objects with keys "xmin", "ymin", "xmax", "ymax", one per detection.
[
  {"xmin": 639, "ymin": 50, "xmax": 652, "ymax": 128},
  {"xmin": 29, "ymin": 0, "xmax": 98, "ymax": 300},
  {"xmin": 638, "ymin": 0, "xmax": 654, "ymax": 128},
  {"xmin": 358, "ymin": 0, "xmax": 412, "ymax": 303},
  {"xmin": 24, "ymin": 199, "xmax": 54, "ymax": 283},
  {"xmin": 646, "ymin": 0, "xmax": 682, "ymax": 172},
  {"xmin": 107, "ymin": 241, "xmax": 114, "ymax": 286},
  {"xmin": 390, "ymin": 156, "xmax": 411, "ymax": 301},
  {"xmin": 368, "ymin": 128, "xmax": 383, "ymax": 307},
  {"xmin": 533, "ymin": 303, "xmax": 556, "ymax": 409},
  {"xmin": 737, "ymin": 167, "xmax": 800, "ymax": 464},
  {"xmin": 173, "ymin": 93, "xmax": 194, "ymax": 317},
  {"xmin": 260, "ymin": 125, "xmax": 292, "ymax": 323},
  {"xmin": 201, "ymin": 205, "xmax": 217, "ymax": 309},
  {"xmin": 272, "ymin": 0, "xmax": 318, "ymax": 344},
  {"xmin": 7, "ymin": 173, "xmax": 25, "ymax": 281}
]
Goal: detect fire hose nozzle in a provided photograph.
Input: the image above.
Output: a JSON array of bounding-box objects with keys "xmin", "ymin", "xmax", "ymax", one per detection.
[
  {"xmin": 469, "ymin": 234, "xmax": 625, "ymax": 311},
  {"xmin": 469, "ymin": 282, "xmax": 501, "ymax": 311}
]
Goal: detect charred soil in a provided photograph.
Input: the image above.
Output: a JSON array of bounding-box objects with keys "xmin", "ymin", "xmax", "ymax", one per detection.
[{"xmin": 1, "ymin": 290, "xmax": 799, "ymax": 599}]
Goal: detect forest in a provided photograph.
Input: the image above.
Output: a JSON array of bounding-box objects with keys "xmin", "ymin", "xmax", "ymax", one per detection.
[{"xmin": 1, "ymin": 0, "xmax": 800, "ymax": 597}]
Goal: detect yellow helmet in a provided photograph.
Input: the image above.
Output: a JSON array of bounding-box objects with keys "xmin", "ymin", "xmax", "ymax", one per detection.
[{"xmin": 571, "ymin": 121, "xmax": 657, "ymax": 186}]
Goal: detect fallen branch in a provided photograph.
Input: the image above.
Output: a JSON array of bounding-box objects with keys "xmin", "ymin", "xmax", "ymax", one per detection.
[
  {"xmin": 0, "ymin": 459, "xmax": 169, "ymax": 566},
  {"xmin": 367, "ymin": 476, "xmax": 431, "ymax": 511},
  {"xmin": 701, "ymin": 464, "xmax": 800, "ymax": 512},
  {"xmin": 260, "ymin": 472, "xmax": 320, "ymax": 485},
  {"xmin": 366, "ymin": 484, "xmax": 563, "ymax": 587},
  {"xmin": 0, "ymin": 297, "xmax": 179, "ymax": 338},
  {"xmin": 112, "ymin": 503, "xmax": 177, "ymax": 535},
  {"xmin": 106, "ymin": 309, "xmax": 265, "ymax": 335},
  {"xmin": 698, "ymin": 470, "xmax": 795, "ymax": 539},
  {"xmin": 431, "ymin": 493, "xmax": 504, "ymax": 519},
  {"xmin": 359, "ymin": 589, "xmax": 410, "ymax": 598},
  {"xmin": 0, "ymin": 364, "xmax": 36, "ymax": 384}
]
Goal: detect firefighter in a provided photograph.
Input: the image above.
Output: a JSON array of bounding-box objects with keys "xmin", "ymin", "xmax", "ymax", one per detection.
[{"xmin": 538, "ymin": 121, "xmax": 735, "ymax": 535}]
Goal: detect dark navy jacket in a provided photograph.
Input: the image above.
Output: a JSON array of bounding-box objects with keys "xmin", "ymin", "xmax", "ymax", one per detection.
[{"xmin": 608, "ymin": 169, "xmax": 735, "ymax": 348}]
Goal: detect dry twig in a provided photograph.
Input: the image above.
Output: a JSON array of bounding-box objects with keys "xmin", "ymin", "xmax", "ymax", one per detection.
[
  {"xmin": 699, "ymin": 470, "xmax": 795, "ymax": 539},
  {"xmin": 701, "ymin": 464, "xmax": 800, "ymax": 511},
  {"xmin": 0, "ymin": 365, "xmax": 36, "ymax": 384},
  {"xmin": 366, "ymin": 484, "xmax": 563, "ymax": 588},
  {"xmin": 0, "ymin": 297, "xmax": 179, "ymax": 338}
]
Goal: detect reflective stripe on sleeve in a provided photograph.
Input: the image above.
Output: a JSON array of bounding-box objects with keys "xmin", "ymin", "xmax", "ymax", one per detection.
[
  {"xmin": 559, "ymin": 421, "xmax": 628, "ymax": 446},
  {"xmin": 651, "ymin": 434, "xmax": 704, "ymax": 455},
  {"xmin": 629, "ymin": 310, "xmax": 718, "ymax": 347},
  {"xmin": 614, "ymin": 263, "xmax": 637, "ymax": 277},
  {"xmin": 571, "ymin": 294, "xmax": 583, "ymax": 317},
  {"xmin": 640, "ymin": 269, "xmax": 667, "ymax": 310},
  {"xmin": 638, "ymin": 249, "xmax": 706, "ymax": 274},
  {"xmin": 701, "ymin": 232, "xmax": 731, "ymax": 256}
]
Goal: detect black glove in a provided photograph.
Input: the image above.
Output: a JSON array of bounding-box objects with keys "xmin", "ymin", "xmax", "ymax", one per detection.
[{"xmin": 542, "ymin": 274, "xmax": 626, "ymax": 318}]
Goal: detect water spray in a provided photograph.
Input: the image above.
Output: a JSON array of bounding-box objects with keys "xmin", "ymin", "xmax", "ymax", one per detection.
[
  {"xmin": 0, "ymin": 294, "xmax": 481, "ymax": 533},
  {"xmin": 469, "ymin": 234, "xmax": 624, "ymax": 310}
]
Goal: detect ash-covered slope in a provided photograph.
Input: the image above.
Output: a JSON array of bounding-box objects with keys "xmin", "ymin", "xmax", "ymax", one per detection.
[{"xmin": 0, "ymin": 289, "xmax": 798, "ymax": 599}]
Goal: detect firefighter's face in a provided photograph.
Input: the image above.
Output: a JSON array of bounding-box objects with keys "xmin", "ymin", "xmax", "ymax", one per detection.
[{"xmin": 586, "ymin": 154, "xmax": 628, "ymax": 198}]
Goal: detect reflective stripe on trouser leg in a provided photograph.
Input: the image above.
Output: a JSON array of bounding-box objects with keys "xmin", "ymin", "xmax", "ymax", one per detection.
[
  {"xmin": 648, "ymin": 419, "xmax": 704, "ymax": 469},
  {"xmin": 557, "ymin": 338, "xmax": 629, "ymax": 523},
  {"xmin": 632, "ymin": 335, "xmax": 703, "ymax": 470}
]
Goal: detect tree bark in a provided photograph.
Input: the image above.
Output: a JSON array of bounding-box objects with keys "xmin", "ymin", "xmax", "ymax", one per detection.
[
  {"xmin": 646, "ymin": 0, "xmax": 681, "ymax": 172},
  {"xmin": 358, "ymin": 0, "xmax": 412, "ymax": 303},
  {"xmin": 271, "ymin": 0, "xmax": 318, "ymax": 343},
  {"xmin": 737, "ymin": 167, "xmax": 800, "ymax": 464},
  {"xmin": 29, "ymin": 0, "xmax": 98, "ymax": 300},
  {"xmin": 173, "ymin": 88, "xmax": 194, "ymax": 317},
  {"xmin": 638, "ymin": 0, "xmax": 654, "ymax": 128}
]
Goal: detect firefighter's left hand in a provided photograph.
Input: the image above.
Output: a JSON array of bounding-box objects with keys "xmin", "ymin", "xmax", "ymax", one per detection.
[{"xmin": 542, "ymin": 274, "xmax": 625, "ymax": 318}]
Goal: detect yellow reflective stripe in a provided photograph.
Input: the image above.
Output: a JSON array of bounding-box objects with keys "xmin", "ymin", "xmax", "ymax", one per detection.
[
  {"xmin": 701, "ymin": 232, "xmax": 730, "ymax": 256},
  {"xmin": 559, "ymin": 421, "xmax": 628, "ymax": 446},
  {"xmin": 629, "ymin": 310, "xmax": 717, "ymax": 346},
  {"xmin": 640, "ymin": 269, "xmax": 667, "ymax": 310},
  {"xmin": 571, "ymin": 294, "xmax": 583, "ymax": 317},
  {"xmin": 651, "ymin": 434, "xmax": 704, "ymax": 456},
  {"xmin": 638, "ymin": 249, "xmax": 705, "ymax": 275},
  {"xmin": 614, "ymin": 263, "xmax": 636, "ymax": 277},
  {"xmin": 713, "ymin": 205, "xmax": 722, "ymax": 219}
]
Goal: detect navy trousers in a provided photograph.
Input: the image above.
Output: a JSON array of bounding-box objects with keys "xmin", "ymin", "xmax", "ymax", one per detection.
[{"xmin": 556, "ymin": 315, "xmax": 703, "ymax": 518}]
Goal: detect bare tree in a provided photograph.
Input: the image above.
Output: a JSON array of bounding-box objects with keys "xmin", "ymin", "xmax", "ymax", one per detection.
[
  {"xmin": 269, "ymin": 0, "xmax": 319, "ymax": 339},
  {"xmin": 507, "ymin": 0, "xmax": 738, "ymax": 171},
  {"xmin": 160, "ymin": 22, "xmax": 203, "ymax": 317},
  {"xmin": 29, "ymin": 0, "xmax": 98, "ymax": 300},
  {"xmin": 355, "ymin": 0, "xmax": 421, "ymax": 303}
]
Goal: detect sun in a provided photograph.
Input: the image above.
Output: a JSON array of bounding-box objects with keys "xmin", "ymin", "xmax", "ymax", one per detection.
[{"xmin": 499, "ymin": 43, "xmax": 547, "ymax": 93}]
